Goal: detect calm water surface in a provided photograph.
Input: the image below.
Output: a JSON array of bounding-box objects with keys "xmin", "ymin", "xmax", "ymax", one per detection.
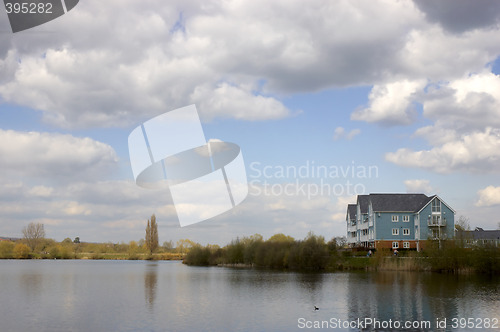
[{"xmin": 0, "ymin": 260, "xmax": 498, "ymax": 331}]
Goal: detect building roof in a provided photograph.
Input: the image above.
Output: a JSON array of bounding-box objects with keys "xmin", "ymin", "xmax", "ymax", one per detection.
[
  {"xmin": 0, "ymin": 236, "xmax": 19, "ymax": 241},
  {"xmin": 347, "ymin": 204, "xmax": 357, "ymax": 220},
  {"xmin": 458, "ymin": 228, "xmax": 500, "ymax": 240},
  {"xmin": 368, "ymin": 193, "xmax": 433, "ymax": 212},
  {"xmin": 357, "ymin": 195, "xmax": 370, "ymax": 214}
]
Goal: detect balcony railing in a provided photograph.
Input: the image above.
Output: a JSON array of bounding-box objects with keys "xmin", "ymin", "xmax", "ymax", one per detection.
[{"xmin": 428, "ymin": 218, "xmax": 446, "ymax": 227}]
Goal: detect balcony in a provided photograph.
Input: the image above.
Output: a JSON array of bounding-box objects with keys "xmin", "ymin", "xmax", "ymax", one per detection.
[{"xmin": 428, "ymin": 218, "xmax": 446, "ymax": 227}]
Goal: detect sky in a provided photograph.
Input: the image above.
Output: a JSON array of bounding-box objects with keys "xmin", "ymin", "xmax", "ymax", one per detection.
[{"xmin": 1, "ymin": 0, "xmax": 500, "ymax": 245}]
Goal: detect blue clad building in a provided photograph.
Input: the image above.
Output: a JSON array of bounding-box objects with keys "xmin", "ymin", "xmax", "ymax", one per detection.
[{"xmin": 346, "ymin": 193, "xmax": 455, "ymax": 251}]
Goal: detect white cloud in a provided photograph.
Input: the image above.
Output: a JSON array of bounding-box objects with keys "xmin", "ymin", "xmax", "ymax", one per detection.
[
  {"xmin": 414, "ymin": 126, "xmax": 458, "ymax": 146},
  {"xmin": 476, "ymin": 185, "xmax": 500, "ymax": 207},
  {"xmin": 404, "ymin": 179, "xmax": 433, "ymax": 194},
  {"xmin": 333, "ymin": 127, "xmax": 361, "ymax": 141},
  {"xmin": 386, "ymin": 128, "xmax": 500, "ymax": 173},
  {"xmin": 421, "ymin": 72, "xmax": 500, "ymax": 136},
  {"xmin": 193, "ymin": 82, "xmax": 292, "ymax": 121},
  {"xmin": 0, "ymin": 130, "xmax": 118, "ymax": 181},
  {"xmin": 385, "ymin": 73, "xmax": 500, "ymax": 173},
  {"xmin": 351, "ymin": 80, "xmax": 427, "ymax": 125},
  {"xmin": 2, "ymin": 0, "xmax": 499, "ymax": 128},
  {"xmin": 0, "ymin": 178, "xmax": 354, "ymax": 244},
  {"xmin": 28, "ymin": 186, "xmax": 54, "ymax": 198}
]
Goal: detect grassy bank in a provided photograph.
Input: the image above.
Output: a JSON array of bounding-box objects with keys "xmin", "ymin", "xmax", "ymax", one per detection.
[{"xmin": 183, "ymin": 234, "xmax": 500, "ymax": 274}]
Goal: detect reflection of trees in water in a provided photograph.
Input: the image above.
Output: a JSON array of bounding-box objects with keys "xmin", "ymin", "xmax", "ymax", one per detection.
[
  {"xmin": 144, "ymin": 263, "xmax": 158, "ymax": 310},
  {"xmin": 20, "ymin": 273, "xmax": 43, "ymax": 298},
  {"xmin": 296, "ymin": 272, "xmax": 324, "ymax": 289},
  {"xmin": 295, "ymin": 273, "xmax": 325, "ymax": 309}
]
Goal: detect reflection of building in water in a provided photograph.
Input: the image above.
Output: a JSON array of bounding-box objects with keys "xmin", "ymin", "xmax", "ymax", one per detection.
[
  {"xmin": 144, "ymin": 263, "xmax": 158, "ymax": 310},
  {"xmin": 347, "ymin": 272, "xmax": 461, "ymax": 330}
]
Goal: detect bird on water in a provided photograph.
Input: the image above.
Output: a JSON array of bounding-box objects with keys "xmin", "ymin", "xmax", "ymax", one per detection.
[{"xmin": 314, "ymin": 306, "xmax": 319, "ymax": 311}]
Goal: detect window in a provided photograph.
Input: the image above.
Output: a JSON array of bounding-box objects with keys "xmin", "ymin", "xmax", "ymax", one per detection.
[
  {"xmin": 392, "ymin": 215, "xmax": 399, "ymax": 222},
  {"xmin": 392, "ymin": 242, "xmax": 399, "ymax": 249},
  {"xmin": 403, "ymin": 228, "xmax": 410, "ymax": 235},
  {"xmin": 403, "ymin": 215, "xmax": 410, "ymax": 222},
  {"xmin": 392, "ymin": 228, "xmax": 399, "ymax": 235},
  {"xmin": 431, "ymin": 198, "xmax": 441, "ymax": 213},
  {"xmin": 403, "ymin": 242, "xmax": 410, "ymax": 248}
]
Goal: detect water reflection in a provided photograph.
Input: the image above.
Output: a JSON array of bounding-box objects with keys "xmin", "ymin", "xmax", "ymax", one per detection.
[
  {"xmin": 144, "ymin": 263, "xmax": 158, "ymax": 310},
  {"xmin": 20, "ymin": 273, "xmax": 43, "ymax": 298},
  {"xmin": 1, "ymin": 261, "xmax": 498, "ymax": 332},
  {"xmin": 346, "ymin": 272, "xmax": 500, "ymax": 331}
]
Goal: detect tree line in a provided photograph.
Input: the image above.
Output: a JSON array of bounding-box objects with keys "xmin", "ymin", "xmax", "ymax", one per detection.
[
  {"xmin": 184, "ymin": 232, "xmax": 500, "ymax": 274},
  {"xmin": 184, "ymin": 232, "xmax": 347, "ymax": 270},
  {"xmin": 0, "ymin": 215, "xmax": 194, "ymax": 260}
]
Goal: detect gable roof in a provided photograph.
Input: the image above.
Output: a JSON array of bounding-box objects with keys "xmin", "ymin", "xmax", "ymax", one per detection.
[
  {"xmin": 369, "ymin": 193, "xmax": 433, "ymax": 212},
  {"xmin": 416, "ymin": 195, "xmax": 456, "ymax": 214},
  {"xmin": 347, "ymin": 204, "xmax": 357, "ymax": 220},
  {"xmin": 357, "ymin": 195, "xmax": 370, "ymax": 214}
]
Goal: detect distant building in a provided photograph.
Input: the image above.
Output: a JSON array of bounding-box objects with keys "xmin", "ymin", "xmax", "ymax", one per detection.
[
  {"xmin": 456, "ymin": 227, "xmax": 500, "ymax": 248},
  {"xmin": 346, "ymin": 193, "xmax": 455, "ymax": 251}
]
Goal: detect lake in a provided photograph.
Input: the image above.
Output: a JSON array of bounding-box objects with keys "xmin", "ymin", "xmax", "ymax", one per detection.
[{"xmin": 0, "ymin": 260, "xmax": 498, "ymax": 331}]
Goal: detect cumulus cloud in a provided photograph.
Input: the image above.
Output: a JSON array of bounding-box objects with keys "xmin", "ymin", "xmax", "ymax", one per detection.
[
  {"xmin": 386, "ymin": 128, "xmax": 500, "ymax": 173},
  {"xmin": 384, "ymin": 72, "xmax": 500, "ymax": 173},
  {"xmin": 192, "ymin": 82, "xmax": 292, "ymax": 121},
  {"xmin": 0, "ymin": 130, "xmax": 118, "ymax": 181},
  {"xmin": 0, "ymin": 179, "xmax": 179, "ymax": 240},
  {"xmin": 421, "ymin": 72, "xmax": 500, "ymax": 135},
  {"xmin": 404, "ymin": 179, "xmax": 433, "ymax": 194},
  {"xmin": 3, "ymin": 0, "xmax": 499, "ymax": 128},
  {"xmin": 0, "ymin": 178, "xmax": 354, "ymax": 244},
  {"xmin": 476, "ymin": 185, "xmax": 500, "ymax": 207},
  {"xmin": 351, "ymin": 80, "xmax": 427, "ymax": 125},
  {"xmin": 413, "ymin": 0, "xmax": 500, "ymax": 34},
  {"xmin": 333, "ymin": 127, "xmax": 361, "ymax": 141}
]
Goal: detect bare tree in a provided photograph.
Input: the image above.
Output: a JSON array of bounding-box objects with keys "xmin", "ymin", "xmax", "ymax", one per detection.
[
  {"xmin": 163, "ymin": 240, "xmax": 174, "ymax": 251},
  {"xmin": 455, "ymin": 215, "xmax": 470, "ymax": 231},
  {"xmin": 22, "ymin": 222, "xmax": 45, "ymax": 251},
  {"xmin": 145, "ymin": 214, "xmax": 159, "ymax": 254}
]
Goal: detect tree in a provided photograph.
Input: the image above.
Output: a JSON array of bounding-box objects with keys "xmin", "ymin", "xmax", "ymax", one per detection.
[
  {"xmin": 163, "ymin": 240, "xmax": 173, "ymax": 251},
  {"xmin": 176, "ymin": 239, "xmax": 196, "ymax": 254},
  {"xmin": 268, "ymin": 233, "xmax": 294, "ymax": 243},
  {"xmin": 22, "ymin": 222, "xmax": 45, "ymax": 251},
  {"xmin": 13, "ymin": 243, "xmax": 30, "ymax": 259},
  {"xmin": 455, "ymin": 215, "xmax": 470, "ymax": 232},
  {"xmin": 74, "ymin": 237, "xmax": 80, "ymax": 244},
  {"xmin": 145, "ymin": 214, "xmax": 159, "ymax": 254}
]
